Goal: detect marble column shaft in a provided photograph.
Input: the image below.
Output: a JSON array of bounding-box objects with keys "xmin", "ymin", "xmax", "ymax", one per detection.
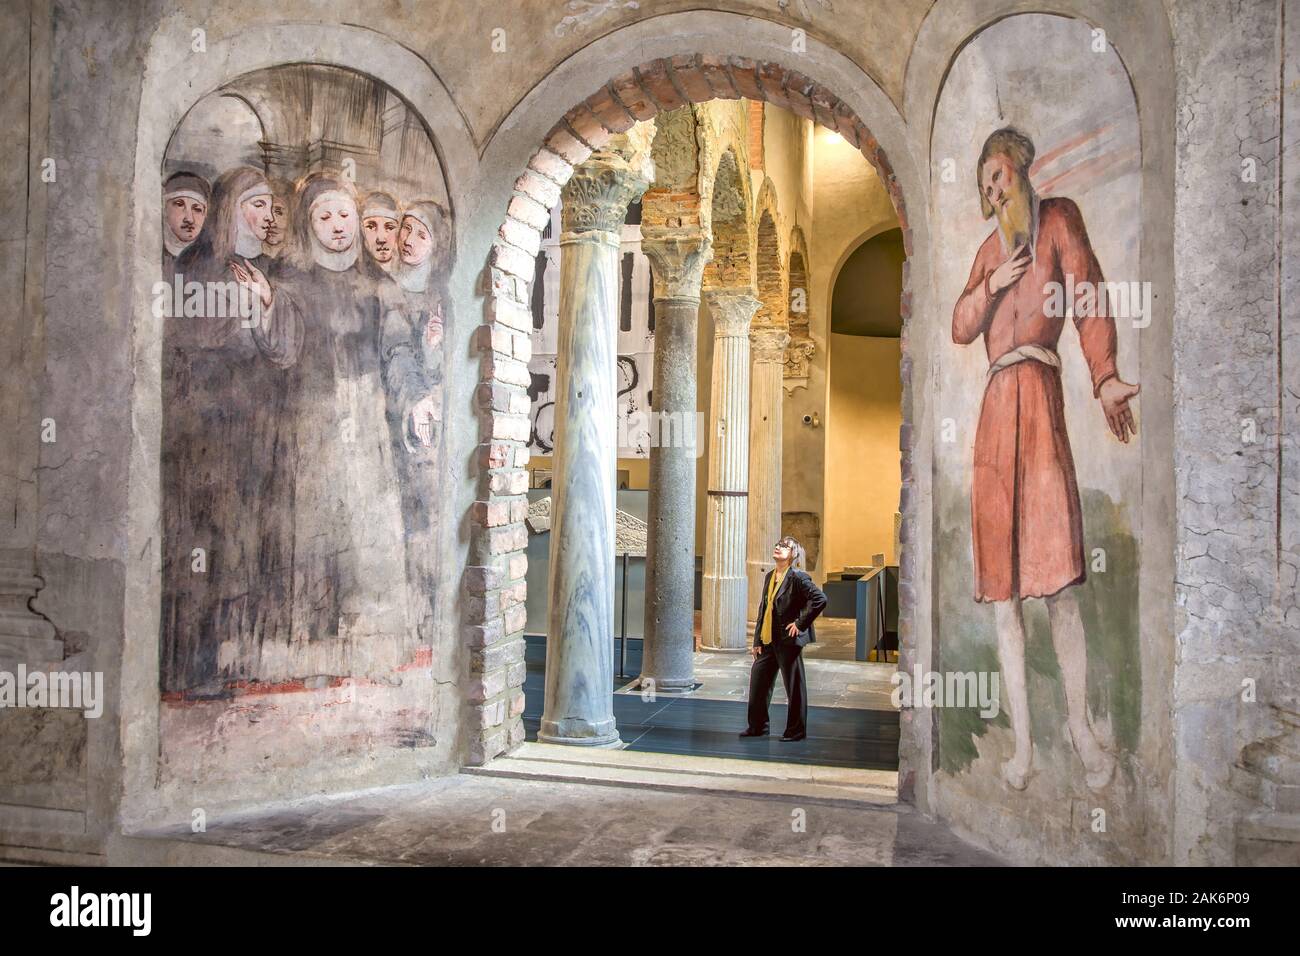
[
  {"xmin": 746, "ymin": 326, "xmax": 791, "ymax": 621},
  {"xmin": 700, "ymin": 290, "xmax": 761, "ymax": 651},
  {"xmin": 540, "ymin": 132, "xmax": 652, "ymax": 746},
  {"xmin": 638, "ymin": 231, "xmax": 711, "ymax": 691}
]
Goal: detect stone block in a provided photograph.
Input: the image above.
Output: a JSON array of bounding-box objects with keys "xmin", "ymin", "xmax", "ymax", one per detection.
[
  {"xmin": 546, "ymin": 123, "xmax": 593, "ymax": 166},
  {"xmin": 464, "ymin": 564, "xmax": 504, "ymax": 595},
  {"xmin": 528, "ymin": 147, "xmax": 574, "ymax": 186},
  {"xmin": 508, "ymin": 192, "xmax": 550, "ymax": 232},
  {"xmin": 499, "ymin": 215, "xmax": 542, "ymax": 257},
  {"xmin": 726, "ymin": 57, "xmax": 764, "ymax": 101},
  {"xmin": 585, "ymin": 83, "xmax": 637, "ymax": 132},
  {"xmin": 668, "ymin": 54, "xmax": 713, "ymax": 103},
  {"xmin": 697, "ymin": 54, "xmax": 741, "ymax": 99},
  {"xmin": 610, "ymin": 72, "xmax": 657, "ymax": 121},
  {"xmin": 635, "ymin": 60, "xmax": 687, "ymax": 111},
  {"xmin": 514, "ymin": 168, "xmax": 561, "ymax": 209}
]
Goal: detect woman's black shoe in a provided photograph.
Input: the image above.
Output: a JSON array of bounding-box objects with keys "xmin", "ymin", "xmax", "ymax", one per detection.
[
  {"xmin": 738, "ymin": 728, "xmax": 769, "ymax": 738},
  {"xmin": 780, "ymin": 732, "xmax": 806, "ymax": 742}
]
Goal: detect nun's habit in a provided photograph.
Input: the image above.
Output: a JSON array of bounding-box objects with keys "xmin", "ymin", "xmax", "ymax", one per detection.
[{"xmin": 161, "ymin": 167, "xmax": 290, "ymax": 694}]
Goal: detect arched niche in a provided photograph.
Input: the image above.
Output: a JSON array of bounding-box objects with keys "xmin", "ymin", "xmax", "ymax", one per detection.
[
  {"xmin": 929, "ymin": 11, "xmax": 1156, "ymax": 863},
  {"xmin": 123, "ymin": 24, "xmax": 471, "ymax": 826}
]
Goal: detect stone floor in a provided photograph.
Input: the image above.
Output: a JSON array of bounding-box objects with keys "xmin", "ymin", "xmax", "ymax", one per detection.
[
  {"xmin": 631, "ymin": 652, "xmax": 897, "ymax": 710},
  {"xmin": 614, "ymin": 618, "xmax": 900, "ymax": 710},
  {"xmin": 526, "ymin": 635, "xmax": 900, "ymax": 769},
  {"xmin": 140, "ymin": 772, "xmax": 1003, "ymax": 866}
]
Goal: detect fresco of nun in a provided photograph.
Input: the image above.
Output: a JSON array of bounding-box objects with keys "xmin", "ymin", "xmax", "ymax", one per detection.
[
  {"xmin": 252, "ymin": 174, "xmax": 427, "ymax": 668},
  {"xmin": 160, "ymin": 170, "xmax": 209, "ymax": 275},
  {"xmin": 261, "ymin": 177, "xmax": 293, "ymax": 261},
  {"xmin": 360, "ymin": 191, "xmax": 402, "ymax": 280},
  {"xmin": 161, "ymin": 166, "xmax": 290, "ymax": 694},
  {"xmin": 378, "ymin": 199, "xmax": 449, "ymax": 639}
]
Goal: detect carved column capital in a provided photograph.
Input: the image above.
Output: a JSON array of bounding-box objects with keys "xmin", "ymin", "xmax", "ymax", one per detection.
[
  {"xmin": 560, "ymin": 127, "xmax": 654, "ymax": 242},
  {"xmin": 640, "ymin": 228, "xmax": 712, "ymax": 302},
  {"xmin": 703, "ymin": 288, "xmax": 761, "ymax": 339},
  {"xmin": 750, "ymin": 326, "xmax": 791, "ymax": 363}
]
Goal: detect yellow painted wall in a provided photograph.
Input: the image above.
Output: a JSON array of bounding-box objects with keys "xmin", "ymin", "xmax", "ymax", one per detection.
[
  {"xmin": 527, "ymin": 456, "xmax": 650, "ymax": 490},
  {"xmin": 824, "ymin": 334, "xmax": 902, "ymax": 570},
  {"xmin": 806, "ymin": 123, "xmax": 899, "ymax": 578}
]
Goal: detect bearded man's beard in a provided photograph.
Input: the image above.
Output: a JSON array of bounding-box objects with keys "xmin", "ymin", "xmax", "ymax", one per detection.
[{"xmin": 996, "ymin": 181, "xmax": 1035, "ymax": 253}]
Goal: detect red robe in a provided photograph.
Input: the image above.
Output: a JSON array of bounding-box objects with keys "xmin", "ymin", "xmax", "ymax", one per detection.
[{"xmin": 952, "ymin": 197, "xmax": 1118, "ymax": 602}]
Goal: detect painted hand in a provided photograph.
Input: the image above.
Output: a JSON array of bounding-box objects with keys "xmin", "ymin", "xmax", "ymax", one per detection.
[
  {"xmin": 1098, "ymin": 377, "xmax": 1140, "ymax": 443},
  {"xmin": 987, "ymin": 244, "xmax": 1031, "ymax": 294},
  {"xmin": 230, "ymin": 259, "xmax": 273, "ymax": 308},
  {"xmin": 410, "ymin": 394, "xmax": 439, "ymax": 447}
]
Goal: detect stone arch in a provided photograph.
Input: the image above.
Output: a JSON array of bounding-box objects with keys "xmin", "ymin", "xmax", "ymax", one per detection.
[
  {"xmin": 702, "ymin": 147, "xmax": 753, "ymax": 292},
  {"xmin": 467, "ymin": 53, "xmax": 914, "ymax": 767},
  {"xmin": 121, "ymin": 21, "xmax": 473, "ymax": 827},
  {"xmin": 753, "ymin": 203, "xmax": 785, "ymax": 331},
  {"xmin": 751, "ymin": 178, "xmax": 785, "ymax": 327}
]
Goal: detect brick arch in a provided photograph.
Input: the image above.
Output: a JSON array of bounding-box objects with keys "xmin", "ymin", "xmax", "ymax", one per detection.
[
  {"xmin": 704, "ymin": 147, "xmax": 753, "ymax": 291},
  {"xmin": 465, "ymin": 55, "xmax": 912, "ymax": 766},
  {"xmin": 754, "ymin": 204, "xmax": 785, "ymax": 331}
]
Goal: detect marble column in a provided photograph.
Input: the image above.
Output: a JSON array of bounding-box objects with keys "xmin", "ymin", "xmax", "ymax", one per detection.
[
  {"xmin": 638, "ymin": 230, "xmax": 712, "ymax": 692},
  {"xmin": 540, "ymin": 129, "xmax": 653, "ymax": 747},
  {"xmin": 746, "ymin": 326, "xmax": 791, "ymax": 621},
  {"xmin": 700, "ymin": 290, "xmax": 761, "ymax": 651}
]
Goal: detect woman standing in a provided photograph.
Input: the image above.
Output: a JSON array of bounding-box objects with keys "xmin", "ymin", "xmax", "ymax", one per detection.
[{"xmin": 740, "ymin": 536, "xmax": 827, "ymax": 742}]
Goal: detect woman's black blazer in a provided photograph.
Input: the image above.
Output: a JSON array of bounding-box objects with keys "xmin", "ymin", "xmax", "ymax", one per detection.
[{"xmin": 752, "ymin": 568, "xmax": 828, "ymax": 649}]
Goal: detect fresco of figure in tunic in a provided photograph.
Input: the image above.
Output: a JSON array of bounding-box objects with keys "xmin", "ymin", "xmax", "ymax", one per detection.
[{"xmin": 951, "ymin": 128, "xmax": 1140, "ymax": 792}]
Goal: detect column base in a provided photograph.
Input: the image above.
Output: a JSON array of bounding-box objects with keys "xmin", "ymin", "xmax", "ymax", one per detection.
[
  {"xmin": 632, "ymin": 675, "xmax": 701, "ymax": 694},
  {"xmin": 536, "ymin": 731, "xmax": 624, "ymax": 749}
]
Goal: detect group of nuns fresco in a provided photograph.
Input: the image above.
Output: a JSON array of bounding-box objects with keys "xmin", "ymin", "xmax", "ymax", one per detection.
[{"xmin": 158, "ymin": 165, "xmax": 450, "ymax": 695}]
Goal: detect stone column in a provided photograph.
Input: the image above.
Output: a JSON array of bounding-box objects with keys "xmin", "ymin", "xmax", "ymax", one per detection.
[
  {"xmin": 638, "ymin": 230, "xmax": 711, "ymax": 692},
  {"xmin": 746, "ymin": 326, "xmax": 791, "ymax": 621},
  {"xmin": 540, "ymin": 129, "xmax": 652, "ymax": 747},
  {"xmin": 700, "ymin": 290, "xmax": 761, "ymax": 651}
]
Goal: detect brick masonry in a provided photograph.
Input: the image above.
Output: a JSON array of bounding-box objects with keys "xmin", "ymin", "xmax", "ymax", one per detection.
[{"xmin": 464, "ymin": 56, "xmax": 913, "ymax": 767}]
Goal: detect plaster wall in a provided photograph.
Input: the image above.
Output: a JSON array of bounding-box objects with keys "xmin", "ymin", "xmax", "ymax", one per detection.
[{"xmin": 825, "ymin": 335, "xmax": 904, "ymax": 571}]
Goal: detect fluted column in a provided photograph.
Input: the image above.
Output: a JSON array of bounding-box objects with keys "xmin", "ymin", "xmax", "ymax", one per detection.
[
  {"xmin": 746, "ymin": 326, "xmax": 791, "ymax": 621},
  {"xmin": 638, "ymin": 230, "xmax": 712, "ymax": 692},
  {"xmin": 540, "ymin": 129, "xmax": 653, "ymax": 747},
  {"xmin": 700, "ymin": 290, "xmax": 761, "ymax": 651}
]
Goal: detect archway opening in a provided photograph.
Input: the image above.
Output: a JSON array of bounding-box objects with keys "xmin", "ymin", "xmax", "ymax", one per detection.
[{"xmin": 474, "ymin": 57, "xmax": 912, "ymax": 787}]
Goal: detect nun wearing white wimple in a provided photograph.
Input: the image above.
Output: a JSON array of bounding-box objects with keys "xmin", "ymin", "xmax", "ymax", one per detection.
[
  {"xmin": 160, "ymin": 170, "xmax": 209, "ymax": 276},
  {"xmin": 249, "ymin": 173, "xmax": 413, "ymax": 672},
  {"xmin": 384, "ymin": 199, "xmax": 450, "ymax": 449},
  {"xmin": 161, "ymin": 166, "xmax": 292, "ymax": 695},
  {"xmin": 375, "ymin": 198, "xmax": 452, "ymax": 644}
]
